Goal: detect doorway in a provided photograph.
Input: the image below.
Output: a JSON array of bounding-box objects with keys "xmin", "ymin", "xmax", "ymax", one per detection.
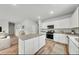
[
  {"xmin": 8, "ymin": 22, "xmax": 18, "ymax": 45},
  {"xmin": 8, "ymin": 22, "xmax": 15, "ymax": 36}
]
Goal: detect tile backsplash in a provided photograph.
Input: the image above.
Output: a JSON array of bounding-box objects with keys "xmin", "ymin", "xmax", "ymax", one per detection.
[{"xmin": 54, "ymin": 27, "xmax": 79, "ymax": 34}]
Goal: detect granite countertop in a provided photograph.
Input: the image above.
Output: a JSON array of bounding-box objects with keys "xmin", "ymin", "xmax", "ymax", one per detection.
[
  {"xmin": 19, "ymin": 34, "xmax": 43, "ymax": 40},
  {"xmin": 54, "ymin": 32, "xmax": 79, "ymax": 37},
  {"xmin": 54, "ymin": 32, "xmax": 79, "ymax": 47}
]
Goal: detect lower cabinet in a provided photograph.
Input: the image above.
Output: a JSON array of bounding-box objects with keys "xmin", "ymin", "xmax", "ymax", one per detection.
[
  {"xmin": 25, "ymin": 38, "xmax": 36, "ymax": 54},
  {"xmin": 19, "ymin": 35, "xmax": 46, "ymax": 55},
  {"xmin": 25, "ymin": 39, "xmax": 31, "ymax": 54},
  {"xmin": 54, "ymin": 33, "xmax": 68, "ymax": 44},
  {"xmin": 69, "ymin": 39, "xmax": 79, "ymax": 55},
  {"xmin": 38, "ymin": 35, "xmax": 46, "ymax": 49},
  {"xmin": 33, "ymin": 37, "xmax": 39, "ymax": 54},
  {"xmin": 18, "ymin": 39, "xmax": 25, "ymax": 54}
]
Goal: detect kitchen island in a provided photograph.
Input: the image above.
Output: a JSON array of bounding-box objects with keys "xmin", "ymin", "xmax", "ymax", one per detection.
[{"xmin": 18, "ymin": 34, "xmax": 46, "ymax": 55}]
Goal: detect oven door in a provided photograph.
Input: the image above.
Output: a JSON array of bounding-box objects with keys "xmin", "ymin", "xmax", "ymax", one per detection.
[{"xmin": 46, "ymin": 34, "xmax": 53, "ymax": 39}]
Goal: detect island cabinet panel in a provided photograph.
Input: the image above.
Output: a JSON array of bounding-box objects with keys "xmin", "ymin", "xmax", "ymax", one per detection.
[
  {"xmin": 33, "ymin": 37, "xmax": 39, "ymax": 54},
  {"xmin": 25, "ymin": 38, "xmax": 34, "ymax": 54},
  {"xmin": 18, "ymin": 39, "xmax": 25, "ymax": 55},
  {"xmin": 38, "ymin": 35, "xmax": 46, "ymax": 49},
  {"xmin": 25, "ymin": 39, "xmax": 31, "ymax": 54},
  {"xmin": 18, "ymin": 35, "xmax": 46, "ymax": 55}
]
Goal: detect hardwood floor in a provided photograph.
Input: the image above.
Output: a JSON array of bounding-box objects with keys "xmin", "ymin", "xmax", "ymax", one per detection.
[
  {"xmin": 0, "ymin": 37, "xmax": 68, "ymax": 55},
  {"xmin": 0, "ymin": 44, "xmax": 18, "ymax": 55},
  {"xmin": 36, "ymin": 39, "xmax": 69, "ymax": 55}
]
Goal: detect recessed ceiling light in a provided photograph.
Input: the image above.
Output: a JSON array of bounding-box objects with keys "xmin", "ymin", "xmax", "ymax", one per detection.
[
  {"xmin": 50, "ymin": 11, "xmax": 54, "ymax": 14},
  {"xmin": 37, "ymin": 16, "xmax": 41, "ymax": 19},
  {"xmin": 12, "ymin": 4, "xmax": 17, "ymax": 6}
]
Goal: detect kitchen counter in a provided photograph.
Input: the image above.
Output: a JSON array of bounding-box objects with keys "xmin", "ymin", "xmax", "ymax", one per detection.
[
  {"xmin": 54, "ymin": 32, "xmax": 79, "ymax": 37},
  {"xmin": 54, "ymin": 32, "xmax": 79, "ymax": 47},
  {"xmin": 19, "ymin": 34, "xmax": 43, "ymax": 40}
]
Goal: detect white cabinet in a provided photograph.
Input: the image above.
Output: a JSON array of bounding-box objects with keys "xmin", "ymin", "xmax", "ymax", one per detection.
[
  {"xmin": 69, "ymin": 39, "xmax": 79, "ymax": 54},
  {"xmin": 25, "ymin": 38, "xmax": 35, "ymax": 54},
  {"xmin": 19, "ymin": 39, "xmax": 34, "ymax": 55},
  {"xmin": 54, "ymin": 33, "xmax": 60, "ymax": 41},
  {"xmin": 25, "ymin": 39, "xmax": 31, "ymax": 54},
  {"xmin": 24, "ymin": 38, "xmax": 39, "ymax": 54},
  {"xmin": 19, "ymin": 35, "xmax": 46, "ymax": 55},
  {"xmin": 53, "ymin": 18, "xmax": 71, "ymax": 28},
  {"xmin": 18, "ymin": 39, "xmax": 25, "ymax": 54},
  {"xmin": 38, "ymin": 35, "xmax": 46, "ymax": 49},
  {"xmin": 71, "ymin": 7, "xmax": 79, "ymax": 28},
  {"xmin": 54, "ymin": 33, "xmax": 68, "ymax": 44},
  {"xmin": 33, "ymin": 37, "xmax": 39, "ymax": 53}
]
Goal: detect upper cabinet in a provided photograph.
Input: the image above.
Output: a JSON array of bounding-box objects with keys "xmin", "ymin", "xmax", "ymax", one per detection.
[
  {"xmin": 54, "ymin": 18, "xmax": 71, "ymax": 28},
  {"xmin": 41, "ymin": 7, "xmax": 79, "ymax": 29},
  {"xmin": 71, "ymin": 7, "xmax": 79, "ymax": 28}
]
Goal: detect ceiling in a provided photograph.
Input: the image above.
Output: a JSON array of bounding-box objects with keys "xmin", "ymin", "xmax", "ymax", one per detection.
[{"xmin": 0, "ymin": 4, "xmax": 79, "ymax": 23}]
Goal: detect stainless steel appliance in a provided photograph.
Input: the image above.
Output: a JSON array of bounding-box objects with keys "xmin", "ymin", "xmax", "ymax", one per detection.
[
  {"xmin": 46, "ymin": 31, "xmax": 54, "ymax": 39},
  {"xmin": 46, "ymin": 25, "xmax": 54, "ymax": 39}
]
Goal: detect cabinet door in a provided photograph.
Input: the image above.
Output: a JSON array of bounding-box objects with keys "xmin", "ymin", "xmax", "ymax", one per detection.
[
  {"xmin": 54, "ymin": 18, "xmax": 71, "ymax": 28},
  {"xmin": 69, "ymin": 39, "xmax": 79, "ymax": 55},
  {"xmin": 54, "ymin": 34, "xmax": 60, "ymax": 42},
  {"xmin": 18, "ymin": 39, "xmax": 25, "ymax": 54},
  {"xmin": 25, "ymin": 38, "xmax": 35, "ymax": 55},
  {"xmin": 33, "ymin": 37, "xmax": 39, "ymax": 54},
  {"xmin": 58, "ymin": 34, "xmax": 68, "ymax": 44},
  {"xmin": 54, "ymin": 34, "xmax": 68, "ymax": 44},
  {"xmin": 25, "ymin": 39, "xmax": 30, "ymax": 54},
  {"xmin": 29, "ymin": 39, "xmax": 34, "ymax": 54},
  {"xmin": 38, "ymin": 35, "xmax": 46, "ymax": 49}
]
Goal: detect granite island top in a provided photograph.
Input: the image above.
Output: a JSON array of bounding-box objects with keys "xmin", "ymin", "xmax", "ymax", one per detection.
[{"xmin": 19, "ymin": 34, "xmax": 43, "ymax": 40}]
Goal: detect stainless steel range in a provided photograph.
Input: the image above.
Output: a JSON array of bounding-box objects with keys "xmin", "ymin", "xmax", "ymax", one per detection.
[
  {"xmin": 46, "ymin": 30, "xmax": 54, "ymax": 39},
  {"xmin": 46, "ymin": 25, "xmax": 54, "ymax": 39}
]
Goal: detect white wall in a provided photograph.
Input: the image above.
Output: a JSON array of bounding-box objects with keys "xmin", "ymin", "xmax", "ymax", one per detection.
[
  {"xmin": 0, "ymin": 18, "xmax": 38, "ymax": 35},
  {"xmin": 22, "ymin": 20, "xmax": 38, "ymax": 34},
  {"xmin": 71, "ymin": 7, "xmax": 79, "ymax": 27},
  {"xmin": 15, "ymin": 19, "xmax": 38, "ymax": 35},
  {"xmin": 0, "ymin": 19, "xmax": 8, "ymax": 33}
]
